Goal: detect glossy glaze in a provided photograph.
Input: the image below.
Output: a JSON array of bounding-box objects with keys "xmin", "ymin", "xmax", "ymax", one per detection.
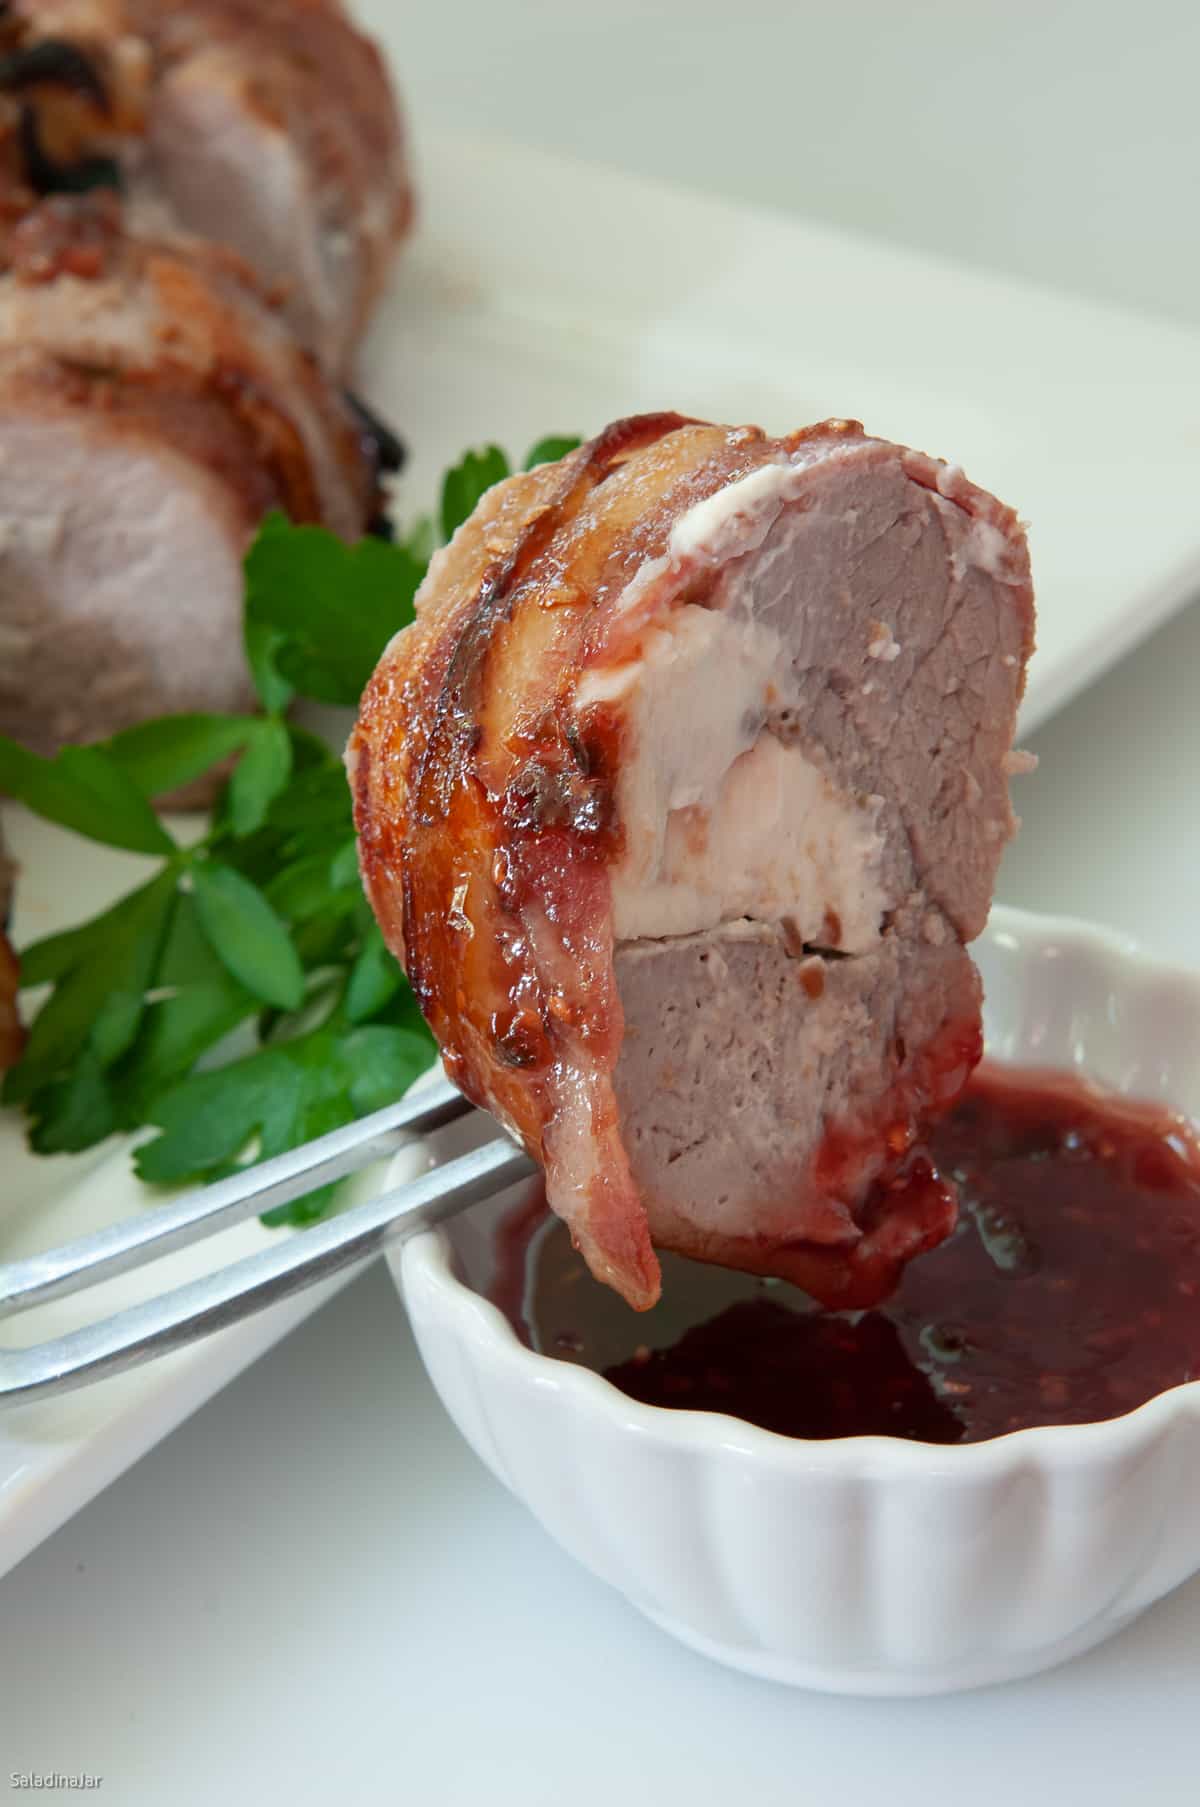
[{"xmin": 494, "ymin": 1064, "xmax": 1200, "ymax": 1442}]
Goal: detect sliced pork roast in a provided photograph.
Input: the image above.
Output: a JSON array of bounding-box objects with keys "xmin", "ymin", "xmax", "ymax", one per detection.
[
  {"xmin": 9, "ymin": 0, "xmax": 411, "ymax": 368},
  {"xmin": 350, "ymin": 415, "xmax": 1035, "ymax": 1311},
  {"xmin": 0, "ymin": 821, "xmax": 21, "ymax": 1071},
  {"xmin": 0, "ymin": 189, "xmax": 376, "ymax": 759}
]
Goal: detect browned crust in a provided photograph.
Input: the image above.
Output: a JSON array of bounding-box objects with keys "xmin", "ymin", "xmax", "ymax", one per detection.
[
  {"xmin": 0, "ymin": 191, "xmax": 375, "ymax": 780},
  {"xmin": 139, "ymin": 0, "xmax": 405, "ymax": 204},
  {"xmin": 350, "ymin": 414, "xmax": 1034, "ymax": 1308},
  {"xmin": 0, "ymin": 354, "xmax": 280, "ymax": 528},
  {"xmin": 2, "ymin": 182, "xmax": 124, "ymax": 279},
  {"xmin": 147, "ymin": 263, "xmax": 330, "ymax": 525},
  {"xmin": 0, "ymin": 192, "xmax": 376, "ymax": 530},
  {"xmin": 14, "ymin": 0, "xmax": 411, "ymax": 351},
  {"xmin": 140, "ymin": 235, "xmax": 374, "ymax": 528},
  {"xmin": 190, "ymin": 0, "xmax": 401, "ymax": 245}
]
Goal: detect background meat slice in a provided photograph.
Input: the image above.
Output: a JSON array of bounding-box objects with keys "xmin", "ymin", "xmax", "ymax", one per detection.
[
  {"xmin": 11, "ymin": 0, "xmax": 411, "ymax": 369},
  {"xmin": 0, "ymin": 190, "xmax": 376, "ymax": 762},
  {"xmin": 351, "ymin": 415, "xmax": 1035, "ymax": 1310}
]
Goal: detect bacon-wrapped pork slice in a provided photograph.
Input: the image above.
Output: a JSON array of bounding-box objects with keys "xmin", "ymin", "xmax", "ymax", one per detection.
[
  {"xmin": 0, "ymin": 190, "xmax": 375, "ymax": 760},
  {"xmin": 350, "ymin": 416, "xmax": 1035, "ymax": 1310},
  {"xmin": 10, "ymin": 0, "xmax": 410, "ymax": 368}
]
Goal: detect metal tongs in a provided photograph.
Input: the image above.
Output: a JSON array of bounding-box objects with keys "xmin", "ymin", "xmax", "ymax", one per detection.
[{"xmin": 0, "ymin": 1075, "xmax": 533, "ymax": 1406}]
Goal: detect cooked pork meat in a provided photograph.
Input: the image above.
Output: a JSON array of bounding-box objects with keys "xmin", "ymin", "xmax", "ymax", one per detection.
[
  {"xmin": 350, "ymin": 415, "xmax": 1035, "ymax": 1311},
  {"xmin": 10, "ymin": 0, "xmax": 411, "ymax": 368},
  {"xmin": 0, "ymin": 1, "xmax": 146, "ymax": 187},
  {"xmin": 0, "ymin": 189, "xmax": 376, "ymax": 759},
  {"xmin": 0, "ymin": 821, "xmax": 21, "ymax": 1071}
]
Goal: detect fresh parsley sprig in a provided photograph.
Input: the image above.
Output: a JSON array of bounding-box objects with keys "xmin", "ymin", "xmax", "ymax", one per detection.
[{"xmin": 0, "ymin": 434, "xmax": 579, "ymax": 1223}]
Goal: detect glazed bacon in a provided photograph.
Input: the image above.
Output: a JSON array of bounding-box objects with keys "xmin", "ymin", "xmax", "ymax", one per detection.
[{"xmin": 350, "ymin": 416, "xmax": 1035, "ymax": 1310}]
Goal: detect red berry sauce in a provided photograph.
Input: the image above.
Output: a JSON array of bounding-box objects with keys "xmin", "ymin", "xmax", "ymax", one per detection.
[{"xmin": 489, "ymin": 1065, "xmax": 1200, "ymax": 1444}]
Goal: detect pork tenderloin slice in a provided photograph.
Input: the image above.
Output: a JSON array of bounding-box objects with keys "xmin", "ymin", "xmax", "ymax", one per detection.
[
  {"xmin": 584, "ymin": 439, "xmax": 1029, "ymax": 952},
  {"xmin": 0, "ymin": 194, "xmax": 373, "ymax": 538},
  {"xmin": 15, "ymin": 0, "xmax": 412, "ymax": 368},
  {"xmin": 0, "ymin": 407, "xmax": 255, "ymax": 753},
  {"xmin": 351, "ymin": 415, "xmax": 1035, "ymax": 1312},
  {"xmin": 614, "ymin": 921, "xmax": 980, "ymax": 1308},
  {"xmin": 0, "ymin": 192, "xmax": 376, "ymax": 767},
  {"xmin": 141, "ymin": 43, "xmax": 404, "ymax": 370}
]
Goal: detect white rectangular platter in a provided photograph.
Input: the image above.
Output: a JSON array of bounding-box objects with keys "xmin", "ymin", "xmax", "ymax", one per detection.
[
  {"xmin": 371, "ymin": 124, "xmax": 1200, "ymax": 733},
  {"xmin": 4, "ymin": 120, "xmax": 1200, "ymax": 1579}
]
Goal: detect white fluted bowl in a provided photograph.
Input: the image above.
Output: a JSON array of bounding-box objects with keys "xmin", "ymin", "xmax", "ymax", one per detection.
[{"xmin": 388, "ymin": 907, "xmax": 1200, "ymax": 1695}]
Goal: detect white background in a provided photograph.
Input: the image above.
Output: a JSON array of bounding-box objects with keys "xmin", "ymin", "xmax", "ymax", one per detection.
[
  {"xmin": 5, "ymin": 3, "xmax": 1200, "ymax": 1800},
  {"xmin": 366, "ymin": 0, "xmax": 1200, "ymax": 333}
]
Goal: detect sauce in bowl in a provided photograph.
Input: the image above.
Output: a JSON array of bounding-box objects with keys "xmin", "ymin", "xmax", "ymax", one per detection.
[{"xmin": 489, "ymin": 1066, "xmax": 1200, "ymax": 1444}]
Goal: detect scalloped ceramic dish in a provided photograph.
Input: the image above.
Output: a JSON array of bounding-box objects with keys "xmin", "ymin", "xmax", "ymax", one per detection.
[{"xmin": 392, "ymin": 906, "xmax": 1200, "ymax": 1696}]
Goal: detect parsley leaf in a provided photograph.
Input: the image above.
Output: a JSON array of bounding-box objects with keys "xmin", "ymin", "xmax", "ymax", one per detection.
[
  {"xmin": 17, "ymin": 886, "xmax": 149, "ymax": 989},
  {"xmin": 134, "ymin": 1020, "xmax": 432, "ymax": 1225},
  {"xmin": 227, "ymin": 717, "xmax": 292, "ymax": 836},
  {"xmin": 25, "ymin": 1050, "xmax": 118, "ymax": 1156},
  {"xmin": 191, "ymin": 863, "xmax": 305, "ymax": 1012},
  {"xmin": 244, "ymin": 615, "xmax": 295, "ymax": 716},
  {"xmin": 110, "ymin": 896, "xmax": 254, "ymax": 1122},
  {"xmin": 344, "ymin": 920, "xmax": 403, "ymax": 1024},
  {"xmin": 244, "ymin": 513, "xmax": 424, "ymax": 708},
  {"xmin": 5, "ymin": 869, "xmax": 177, "ymax": 1100},
  {"xmin": 0, "ymin": 736, "xmax": 175, "ymax": 855},
  {"xmin": 440, "ymin": 445, "xmax": 510, "ymax": 542},
  {"xmin": 101, "ymin": 714, "xmax": 257, "ymax": 799},
  {"xmin": 524, "ymin": 435, "xmax": 582, "ymax": 469}
]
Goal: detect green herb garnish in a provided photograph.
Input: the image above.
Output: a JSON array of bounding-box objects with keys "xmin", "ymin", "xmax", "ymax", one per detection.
[{"xmin": 0, "ymin": 434, "xmax": 580, "ymax": 1222}]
